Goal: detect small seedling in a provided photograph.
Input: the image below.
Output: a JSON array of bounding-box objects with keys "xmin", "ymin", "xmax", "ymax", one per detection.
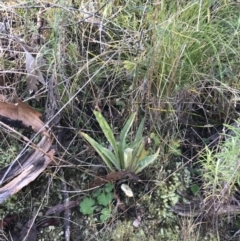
[
  {"xmin": 97, "ymin": 192, "xmax": 113, "ymax": 206},
  {"xmin": 79, "ymin": 183, "xmax": 114, "ymax": 221},
  {"xmin": 80, "ymin": 111, "xmax": 160, "ymax": 174}
]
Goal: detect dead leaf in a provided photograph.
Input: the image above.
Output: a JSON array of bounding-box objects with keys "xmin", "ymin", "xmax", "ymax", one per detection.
[
  {"xmin": 24, "ymin": 47, "xmax": 45, "ymax": 93},
  {"xmin": 89, "ymin": 171, "xmax": 125, "ymax": 188},
  {"xmin": 121, "ymin": 184, "xmax": 134, "ymax": 197},
  {"xmin": 0, "ymin": 99, "xmax": 48, "ymax": 135},
  {"xmin": 89, "ymin": 171, "xmax": 142, "ymax": 188},
  {"xmin": 114, "ymin": 191, "xmax": 127, "ymax": 212},
  {"xmin": 0, "ymin": 214, "xmax": 17, "ymax": 230},
  {"xmin": 37, "ymin": 218, "xmax": 60, "ymax": 228},
  {"xmin": 0, "ymin": 94, "xmax": 7, "ymax": 101}
]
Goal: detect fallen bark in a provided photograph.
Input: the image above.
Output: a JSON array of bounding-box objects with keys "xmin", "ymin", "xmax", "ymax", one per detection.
[
  {"xmin": 0, "ymin": 149, "xmax": 55, "ymax": 204},
  {"xmin": 0, "ymin": 136, "xmax": 53, "ymax": 185}
]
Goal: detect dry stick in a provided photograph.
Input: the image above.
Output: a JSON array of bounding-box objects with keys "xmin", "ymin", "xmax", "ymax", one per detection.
[
  {"xmin": 36, "ymin": 6, "xmax": 44, "ymax": 45},
  {"xmin": 57, "ymin": 132, "xmax": 71, "ymax": 241},
  {"xmin": 60, "ymin": 169, "xmax": 70, "ymax": 241},
  {"xmin": 47, "ymin": 71, "xmax": 71, "ymax": 241},
  {"xmin": 45, "ymin": 198, "xmax": 82, "ymax": 216}
]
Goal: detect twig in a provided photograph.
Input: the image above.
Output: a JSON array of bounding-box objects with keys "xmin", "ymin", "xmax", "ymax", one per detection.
[
  {"xmin": 45, "ymin": 198, "xmax": 82, "ymax": 216},
  {"xmin": 60, "ymin": 169, "xmax": 70, "ymax": 241}
]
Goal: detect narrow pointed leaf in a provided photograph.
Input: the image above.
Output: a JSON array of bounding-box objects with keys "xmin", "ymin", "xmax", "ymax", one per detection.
[
  {"xmin": 94, "ymin": 111, "xmax": 119, "ymax": 161},
  {"xmin": 135, "ymin": 148, "xmax": 160, "ymax": 174},
  {"xmin": 133, "ymin": 118, "xmax": 145, "ymax": 146},
  {"xmin": 130, "ymin": 139, "xmax": 145, "ymax": 170},
  {"xmin": 119, "ymin": 112, "xmax": 136, "ymax": 145},
  {"xmin": 80, "ymin": 132, "xmax": 119, "ymax": 171},
  {"xmin": 118, "ymin": 142, "xmax": 125, "ymax": 169},
  {"xmin": 119, "ymin": 113, "xmax": 136, "ymax": 168},
  {"xmin": 123, "ymin": 148, "xmax": 133, "ymax": 169}
]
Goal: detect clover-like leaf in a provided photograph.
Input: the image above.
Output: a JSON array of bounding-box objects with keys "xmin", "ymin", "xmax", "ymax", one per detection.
[
  {"xmin": 79, "ymin": 197, "xmax": 95, "ymax": 215},
  {"xmin": 97, "ymin": 192, "xmax": 113, "ymax": 206},
  {"xmin": 92, "ymin": 188, "xmax": 102, "ymax": 198},
  {"xmin": 104, "ymin": 183, "xmax": 114, "ymax": 193},
  {"xmin": 100, "ymin": 207, "xmax": 112, "ymax": 222}
]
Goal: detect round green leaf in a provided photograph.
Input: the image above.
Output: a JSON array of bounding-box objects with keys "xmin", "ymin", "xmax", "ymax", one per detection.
[
  {"xmin": 79, "ymin": 198, "xmax": 95, "ymax": 215},
  {"xmin": 100, "ymin": 207, "xmax": 111, "ymax": 222},
  {"xmin": 97, "ymin": 192, "xmax": 113, "ymax": 206},
  {"xmin": 104, "ymin": 183, "xmax": 114, "ymax": 193},
  {"xmin": 190, "ymin": 184, "xmax": 200, "ymax": 195},
  {"xmin": 92, "ymin": 188, "xmax": 102, "ymax": 198}
]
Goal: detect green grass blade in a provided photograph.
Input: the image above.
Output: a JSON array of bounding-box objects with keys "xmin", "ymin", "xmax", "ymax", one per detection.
[
  {"xmin": 118, "ymin": 112, "xmax": 136, "ymax": 169},
  {"xmin": 135, "ymin": 148, "xmax": 160, "ymax": 174},
  {"xmin": 119, "ymin": 112, "xmax": 136, "ymax": 145},
  {"xmin": 118, "ymin": 142, "xmax": 124, "ymax": 169},
  {"xmin": 134, "ymin": 118, "xmax": 145, "ymax": 143},
  {"xmin": 94, "ymin": 111, "xmax": 120, "ymax": 163},
  {"xmin": 80, "ymin": 132, "xmax": 119, "ymax": 171},
  {"xmin": 129, "ymin": 139, "xmax": 145, "ymax": 170}
]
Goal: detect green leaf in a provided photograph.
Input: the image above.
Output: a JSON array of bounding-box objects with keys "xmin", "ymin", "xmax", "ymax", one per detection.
[
  {"xmin": 80, "ymin": 132, "xmax": 119, "ymax": 171},
  {"xmin": 94, "ymin": 111, "xmax": 120, "ymax": 163},
  {"xmin": 119, "ymin": 113, "xmax": 136, "ymax": 168},
  {"xmin": 92, "ymin": 188, "xmax": 102, "ymax": 198},
  {"xmin": 170, "ymin": 138, "xmax": 181, "ymax": 156},
  {"xmin": 191, "ymin": 184, "xmax": 200, "ymax": 195},
  {"xmin": 123, "ymin": 148, "xmax": 133, "ymax": 169},
  {"xmin": 133, "ymin": 118, "xmax": 145, "ymax": 145},
  {"xmin": 79, "ymin": 198, "xmax": 95, "ymax": 215},
  {"xmin": 119, "ymin": 112, "xmax": 136, "ymax": 145},
  {"xmin": 150, "ymin": 132, "xmax": 161, "ymax": 146},
  {"xmin": 123, "ymin": 60, "xmax": 137, "ymax": 73},
  {"xmin": 97, "ymin": 192, "xmax": 113, "ymax": 206},
  {"xmin": 100, "ymin": 207, "xmax": 111, "ymax": 222},
  {"xmin": 104, "ymin": 183, "xmax": 114, "ymax": 193},
  {"xmin": 130, "ymin": 139, "xmax": 145, "ymax": 170},
  {"xmin": 118, "ymin": 143, "xmax": 125, "ymax": 169},
  {"xmin": 135, "ymin": 147, "xmax": 160, "ymax": 174}
]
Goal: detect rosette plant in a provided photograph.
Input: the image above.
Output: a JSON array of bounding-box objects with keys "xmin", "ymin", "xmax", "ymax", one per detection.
[{"xmin": 80, "ymin": 111, "xmax": 159, "ymax": 174}]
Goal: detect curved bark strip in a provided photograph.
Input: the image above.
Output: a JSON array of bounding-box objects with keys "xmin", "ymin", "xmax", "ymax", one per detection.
[
  {"xmin": 0, "ymin": 149, "xmax": 55, "ymax": 204},
  {"xmin": 0, "ymin": 100, "xmax": 49, "ymax": 137},
  {"xmin": 0, "ymin": 136, "xmax": 53, "ymax": 185},
  {"xmin": 0, "ymin": 75, "xmax": 59, "ymax": 204}
]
